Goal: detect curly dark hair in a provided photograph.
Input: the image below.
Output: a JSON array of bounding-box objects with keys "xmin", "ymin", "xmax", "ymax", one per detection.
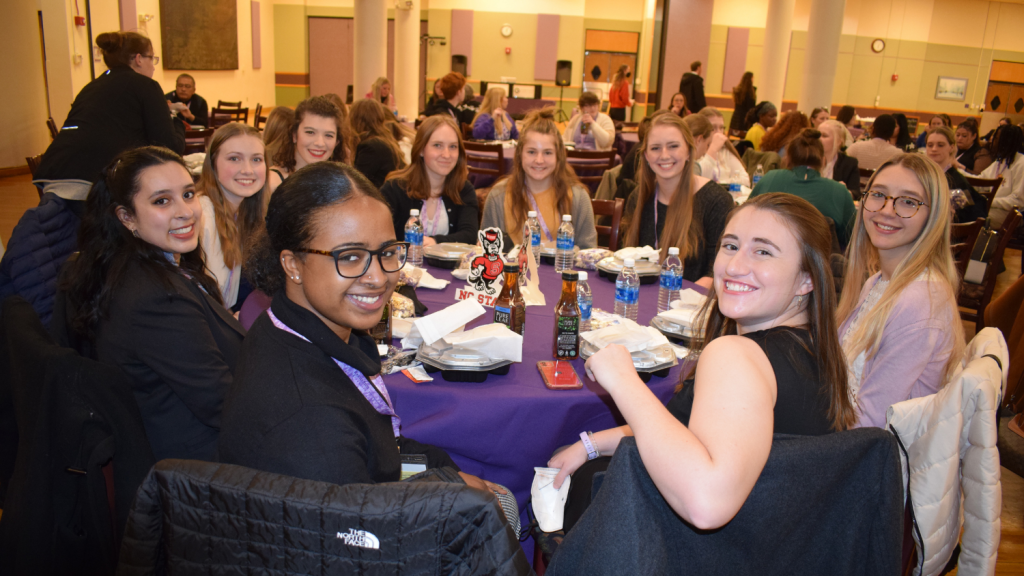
[
  {"xmin": 60, "ymin": 146, "xmax": 221, "ymax": 339},
  {"xmin": 272, "ymin": 95, "xmax": 348, "ymax": 171}
]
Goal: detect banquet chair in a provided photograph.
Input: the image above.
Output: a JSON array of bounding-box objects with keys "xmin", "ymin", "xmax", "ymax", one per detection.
[
  {"xmin": 25, "ymin": 155, "xmax": 44, "ymax": 199},
  {"xmin": 567, "ymin": 149, "xmax": 617, "ymax": 197},
  {"xmin": 859, "ymin": 167, "xmax": 875, "ymax": 191},
  {"xmin": 46, "ymin": 117, "xmax": 58, "ymax": 140},
  {"xmin": 985, "ymin": 275, "xmax": 1024, "ymax": 493},
  {"xmin": 253, "ymin": 103, "xmax": 267, "ymax": 130},
  {"xmin": 184, "ymin": 128, "xmax": 214, "ymax": 155},
  {"xmin": 461, "ymin": 122, "xmax": 474, "ymax": 140},
  {"xmin": 464, "ymin": 141, "xmax": 506, "ymax": 190},
  {"xmin": 217, "ymin": 100, "xmax": 242, "ymax": 109},
  {"xmin": 592, "ymin": 198, "xmax": 624, "ymax": 251},
  {"xmin": 950, "ymin": 217, "xmax": 985, "ymax": 280},
  {"xmin": 959, "ymin": 207, "xmax": 1022, "ymax": 331},
  {"xmin": 964, "ymin": 175, "xmax": 1003, "ymax": 214},
  {"xmin": 209, "ymin": 107, "xmax": 249, "ymax": 128}
]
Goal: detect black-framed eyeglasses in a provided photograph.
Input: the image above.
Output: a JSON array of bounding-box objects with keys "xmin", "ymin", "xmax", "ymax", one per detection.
[
  {"xmin": 862, "ymin": 190, "xmax": 930, "ymax": 219},
  {"xmin": 295, "ymin": 242, "xmax": 409, "ymax": 278}
]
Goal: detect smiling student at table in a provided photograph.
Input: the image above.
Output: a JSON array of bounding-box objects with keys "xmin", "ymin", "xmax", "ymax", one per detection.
[
  {"xmin": 381, "ymin": 116, "xmax": 478, "ymax": 246},
  {"xmin": 482, "ymin": 108, "xmax": 597, "ymax": 249},
  {"xmin": 196, "ymin": 122, "xmax": 268, "ymax": 310},
  {"xmin": 619, "ymin": 113, "xmax": 733, "ymax": 289},
  {"xmin": 58, "ymin": 146, "xmax": 244, "ymax": 462},
  {"xmin": 219, "ymin": 162, "xmax": 501, "ymax": 495},
  {"xmin": 838, "ymin": 154, "xmax": 963, "ymax": 428},
  {"xmin": 268, "ymin": 96, "xmax": 347, "ymax": 194},
  {"xmin": 550, "ymin": 193, "xmax": 855, "ymax": 532}
]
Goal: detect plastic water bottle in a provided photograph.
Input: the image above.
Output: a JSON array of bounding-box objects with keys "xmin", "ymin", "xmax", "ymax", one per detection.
[
  {"xmin": 555, "ymin": 214, "xmax": 574, "ymax": 272},
  {"xmin": 525, "ymin": 210, "xmax": 542, "ymax": 263},
  {"xmin": 658, "ymin": 247, "xmax": 683, "ymax": 313},
  {"xmin": 405, "ymin": 209, "xmax": 423, "ymax": 268},
  {"xmin": 614, "ymin": 258, "xmax": 640, "ymax": 321},
  {"xmin": 752, "ymin": 164, "xmax": 765, "ymax": 186},
  {"xmin": 577, "ymin": 271, "xmax": 593, "ymax": 332}
]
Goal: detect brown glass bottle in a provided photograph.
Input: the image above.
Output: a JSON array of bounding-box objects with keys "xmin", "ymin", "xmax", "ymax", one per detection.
[
  {"xmin": 553, "ymin": 271, "xmax": 580, "ymax": 359},
  {"xmin": 493, "ymin": 263, "xmax": 526, "ymax": 334},
  {"xmin": 369, "ymin": 300, "xmax": 392, "ymax": 344}
]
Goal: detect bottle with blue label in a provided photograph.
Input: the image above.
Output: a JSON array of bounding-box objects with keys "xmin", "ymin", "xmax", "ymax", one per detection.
[
  {"xmin": 753, "ymin": 163, "xmax": 765, "ymax": 186},
  {"xmin": 614, "ymin": 258, "xmax": 640, "ymax": 321},
  {"xmin": 405, "ymin": 209, "xmax": 423, "ymax": 268},
  {"xmin": 658, "ymin": 246, "xmax": 683, "ymax": 313},
  {"xmin": 577, "ymin": 271, "xmax": 593, "ymax": 332},
  {"xmin": 555, "ymin": 214, "xmax": 574, "ymax": 272},
  {"xmin": 525, "ymin": 210, "xmax": 542, "ymax": 263}
]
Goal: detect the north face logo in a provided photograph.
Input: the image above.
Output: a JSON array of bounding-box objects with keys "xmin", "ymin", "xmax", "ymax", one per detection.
[{"xmin": 336, "ymin": 528, "xmax": 380, "ymax": 549}]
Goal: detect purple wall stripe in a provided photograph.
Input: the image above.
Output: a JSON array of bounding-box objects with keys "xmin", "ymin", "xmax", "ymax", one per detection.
[
  {"xmin": 722, "ymin": 27, "xmax": 748, "ymax": 94},
  {"xmin": 251, "ymin": 1, "xmax": 261, "ymax": 69},
  {"xmin": 534, "ymin": 14, "xmax": 560, "ymax": 81},
  {"xmin": 451, "ymin": 9, "xmax": 474, "ymax": 77},
  {"xmin": 119, "ymin": 0, "xmax": 136, "ymax": 32}
]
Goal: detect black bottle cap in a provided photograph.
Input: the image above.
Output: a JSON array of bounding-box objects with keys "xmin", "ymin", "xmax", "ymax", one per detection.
[
  {"xmin": 561, "ymin": 271, "xmax": 579, "ymax": 281},
  {"xmin": 503, "ymin": 263, "xmax": 519, "ymax": 273}
]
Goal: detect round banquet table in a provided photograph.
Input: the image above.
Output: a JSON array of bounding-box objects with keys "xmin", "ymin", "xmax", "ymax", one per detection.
[{"xmin": 382, "ymin": 260, "xmax": 702, "ymax": 556}]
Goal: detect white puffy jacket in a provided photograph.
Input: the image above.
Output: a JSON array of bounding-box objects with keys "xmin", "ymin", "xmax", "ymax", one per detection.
[{"xmin": 886, "ymin": 327, "xmax": 1008, "ymax": 576}]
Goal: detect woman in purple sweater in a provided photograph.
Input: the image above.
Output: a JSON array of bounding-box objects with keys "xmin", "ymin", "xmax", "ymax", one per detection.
[
  {"xmin": 837, "ymin": 153, "xmax": 965, "ymax": 428},
  {"xmin": 471, "ymin": 88, "xmax": 519, "ymax": 141}
]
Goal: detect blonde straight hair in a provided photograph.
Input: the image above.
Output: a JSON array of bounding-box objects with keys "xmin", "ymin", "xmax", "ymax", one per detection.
[
  {"xmin": 837, "ymin": 153, "xmax": 965, "ymax": 382},
  {"xmin": 472, "ymin": 88, "xmax": 508, "ymax": 138}
]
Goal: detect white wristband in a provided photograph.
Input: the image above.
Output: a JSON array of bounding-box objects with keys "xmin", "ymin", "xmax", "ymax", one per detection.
[{"xmin": 580, "ymin": 431, "xmax": 600, "ymax": 460}]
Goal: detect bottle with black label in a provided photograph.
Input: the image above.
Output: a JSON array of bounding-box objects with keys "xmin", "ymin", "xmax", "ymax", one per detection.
[
  {"xmin": 493, "ymin": 263, "xmax": 525, "ymax": 334},
  {"xmin": 553, "ymin": 271, "xmax": 580, "ymax": 359},
  {"xmin": 369, "ymin": 299, "xmax": 392, "ymax": 344}
]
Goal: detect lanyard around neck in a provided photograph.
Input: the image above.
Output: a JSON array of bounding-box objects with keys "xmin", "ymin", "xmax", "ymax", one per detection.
[
  {"xmin": 526, "ymin": 191, "xmax": 555, "ymax": 242},
  {"xmin": 421, "ymin": 197, "xmax": 445, "ymax": 237}
]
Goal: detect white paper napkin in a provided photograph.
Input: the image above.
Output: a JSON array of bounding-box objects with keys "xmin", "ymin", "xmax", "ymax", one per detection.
[
  {"xmin": 442, "ymin": 323, "xmax": 523, "ymax": 362},
  {"xmin": 413, "ymin": 299, "xmax": 486, "ymax": 346},
  {"xmin": 403, "ymin": 266, "xmax": 450, "ymax": 289},
  {"xmin": 670, "ymin": 288, "xmax": 707, "ymax": 310},
  {"xmin": 581, "ymin": 317, "xmax": 670, "ymax": 352},
  {"xmin": 521, "ymin": 243, "xmax": 546, "ymax": 306},
  {"xmin": 392, "ymin": 317, "xmax": 414, "ymax": 339},
  {"xmin": 614, "ymin": 245, "xmax": 660, "ymax": 262},
  {"xmin": 532, "ymin": 467, "xmax": 571, "ymax": 532}
]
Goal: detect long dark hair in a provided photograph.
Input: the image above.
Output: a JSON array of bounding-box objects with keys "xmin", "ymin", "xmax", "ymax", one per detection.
[
  {"xmin": 732, "ymin": 72, "xmax": 754, "ymax": 105},
  {"xmin": 386, "ymin": 115, "xmax": 467, "ymax": 204},
  {"xmin": 246, "ymin": 162, "xmax": 389, "ymax": 295},
  {"xmin": 893, "ymin": 113, "xmax": 914, "ymax": 150},
  {"xmin": 688, "ymin": 193, "xmax": 855, "ymax": 431},
  {"xmin": 61, "ymin": 146, "xmax": 221, "ymax": 339},
  {"xmin": 836, "ymin": 105, "xmax": 857, "ymax": 125},
  {"xmin": 992, "ymin": 124, "xmax": 1023, "ymax": 166}
]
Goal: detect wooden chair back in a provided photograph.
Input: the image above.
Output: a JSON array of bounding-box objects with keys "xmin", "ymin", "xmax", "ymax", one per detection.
[
  {"xmin": 461, "ymin": 123, "xmax": 474, "ymax": 140},
  {"xmin": 950, "ymin": 217, "xmax": 985, "ymax": 280},
  {"xmin": 567, "ymin": 149, "xmax": 617, "ymax": 197},
  {"xmin": 184, "ymin": 129, "xmax": 215, "ymax": 155},
  {"xmin": 253, "ymin": 104, "xmax": 267, "ymax": 130},
  {"xmin": 592, "ymin": 198, "xmax": 625, "ymax": 251},
  {"xmin": 464, "ymin": 141, "xmax": 506, "ymax": 179},
  {"xmin": 963, "ymin": 175, "xmax": 1003, "ymax": 213},
  {"xmin": 859, "ymin": 167, "xmax": 875, "ymax": 192},
  {"xmin": 959, "ymin": 207, "xmax": 1023, "ymax": 331},
  {"xmin": 46, "ymin": 117, "xmax": 58, "ymax": 140},
  {"xmin": 209, "ymin": 107, "xmax": 249, "ymax": 128},
  {"xmin": 217, "ymin": 100, "xmax": 242, "ymax": 109}
]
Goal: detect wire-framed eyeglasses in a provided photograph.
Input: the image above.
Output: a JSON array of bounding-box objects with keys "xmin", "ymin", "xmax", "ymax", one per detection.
[{"xmin": 294, "ymin": 242, "xmax": 409, "ymax": 278}]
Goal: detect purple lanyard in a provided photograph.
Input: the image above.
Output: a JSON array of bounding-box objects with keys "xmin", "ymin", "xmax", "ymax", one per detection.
[
  {"xmin": 421, "ymin": 197, "xmax": 444, "ymax": 237},
  {"xmin": 526, "ymin": 192, "xmax": 555, "ymax": 242},
  {"xmin": 651, "ymin": 188, "xmax": 660, "ymax": 249},
  {"xmin": 268, "ymin": 309, "xmax": 401, "ymax": 438}
]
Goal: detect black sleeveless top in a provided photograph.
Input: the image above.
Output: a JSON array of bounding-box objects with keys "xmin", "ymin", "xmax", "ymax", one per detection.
[{"xmin": 666, "ymin": 326, "xmax": 833, "ymax": 436}]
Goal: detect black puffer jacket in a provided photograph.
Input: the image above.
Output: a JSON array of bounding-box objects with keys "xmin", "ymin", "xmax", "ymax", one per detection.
[{"xmin": 116, "ymin": 459, "xmax": 534, "ymax": 576}]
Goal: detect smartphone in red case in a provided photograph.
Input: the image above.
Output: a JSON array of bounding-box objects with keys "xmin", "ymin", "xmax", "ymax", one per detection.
[{"xmin": 538, "ymin": 360, "xmax": 583, "ymax": 390}]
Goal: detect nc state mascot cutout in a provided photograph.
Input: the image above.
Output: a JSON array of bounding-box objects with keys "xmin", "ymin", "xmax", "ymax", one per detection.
[{"xmin": 467, "ymin": 228, "xmax": 505, "ymax": 295}]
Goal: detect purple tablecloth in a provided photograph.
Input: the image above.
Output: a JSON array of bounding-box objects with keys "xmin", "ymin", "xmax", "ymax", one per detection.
[{"xmin": 384, "ymin": 261, "xmax": 700, "ymax": 555}]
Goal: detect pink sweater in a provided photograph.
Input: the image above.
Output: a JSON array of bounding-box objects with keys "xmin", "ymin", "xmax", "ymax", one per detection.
[{"xmin": 840, "ymin": 272, "xmax": 958, "ymax": 428}]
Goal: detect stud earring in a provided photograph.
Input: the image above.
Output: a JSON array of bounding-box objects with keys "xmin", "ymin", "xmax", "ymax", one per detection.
[{"xmin": 132, "ymin": 229, "xmax": 140, "ymax": 238}]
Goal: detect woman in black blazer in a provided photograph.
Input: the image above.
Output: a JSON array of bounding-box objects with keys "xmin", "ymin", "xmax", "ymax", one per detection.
[
  {"xmin": 219, "ymin": 162, "xmax": 501, "ymax": 493},
  {"xmin": 58, "ymin": 146, "xmax": 244, "ymax": 462},
  {"xmin": 821, "ymin": 119, "xmax": 861, "ymax": 198},
  {"xmin": 380, "ymin": 115, "xmax": 479, "ymax": 246}
]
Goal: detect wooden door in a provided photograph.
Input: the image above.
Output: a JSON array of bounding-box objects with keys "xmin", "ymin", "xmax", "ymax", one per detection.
[{"xmin": 309, "ymin": 17, "xmax": 353, "ymax": 99}]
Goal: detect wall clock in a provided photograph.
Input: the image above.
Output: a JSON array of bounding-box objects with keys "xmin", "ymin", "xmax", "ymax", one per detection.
[{"xmin": 871, "ymin": 38, "xmax": 885, "ymax": 53}]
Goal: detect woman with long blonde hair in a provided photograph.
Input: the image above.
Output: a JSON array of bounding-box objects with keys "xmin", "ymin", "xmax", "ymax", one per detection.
[
  {"xmin": 366, "ymin": 76, "xmax": 397, "ymax": 113},
  {"xmin": 481, "ymin": 108, "xmax": 597, "ymax": 248},
  {"xmin": 350, "ymin": 98, "xmax": 408, "ymax": 188},
  {"xmin": 381, "ymin": 115, "xmax": 479, "ymax": 246},
  {"xmin": 197, "ymin": 122, "xmax": 268, "ymax": 309},
  {"xmin": 838, "ymin": 153, "xmax": 964, "ymax": 428},
  {"xmin": 471, "ymin": 88, "xmax": 519, "ymax": 141},
  {"xmin": 620, "ymin": 113, "xmax": 733, "ymax": 288}
]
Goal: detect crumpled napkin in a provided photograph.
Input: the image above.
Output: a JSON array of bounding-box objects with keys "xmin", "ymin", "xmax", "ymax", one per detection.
[
  {"xmin": 670, "ymin": 288, "xmax": 707, "ymax": 310},
  {"xmin": 401, "ymin": 266, "xmax": 450, "ymax": 289},
  {"xmin": 532, "ymin": 467, "xmax": 571, "ymax": 532},
  {"xmin": 401, "ymin": 299, "xmax": 484, "ymax": 349},
  {"xmin": 614, "ymin": 245, "xmax": 660, "ymax": 262},
  {"xmin": 442, "ymin": 323, "xmax": 523, "ymax": 362},
  {"xmin": 581, "ymin": 317, "xmax": 670, "ymax": 352}
]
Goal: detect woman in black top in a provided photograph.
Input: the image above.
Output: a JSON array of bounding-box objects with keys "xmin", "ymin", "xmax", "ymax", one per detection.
[
  {"xmin": 550, "ymin": 193, "xmax": 855, "ymax": 531},
  {"xmin": 34, "ymin": 31, "xmax": 185, "ymax": 198},
  {"xmin": 219, "ymin": 162, "xmax": 501, "ymax": 493},
  {"xmin": 730, "ymin": 72, "xmax": 756, "ymax": 132},
  {"xmin": 955, "ymin": 120, "xmax": 983, "ymax": 173},
  {"xmin": 268, "ymin": 96, "xmax": 347, "ymax": 193},
  {"xmin": 618, "ymin": 113, "xmax": 733, "ymax": 288},
  {"xmin": 58, "ymin": 146, "xmax": 244, "ymax": 461},
  {"xmin": 925, "ymin": 126, "xmax": 988, "ymax": 223},
  {"xmin": 350, "ymin": 99, "xmax": 408, "ymax": 189},
  {"xmin": 380, "ymin": 115, "xmax": 479, "ymax": 245},
  {"xmin": 893, "ymin": 113, "xmax": 915, "ymax": 151}
]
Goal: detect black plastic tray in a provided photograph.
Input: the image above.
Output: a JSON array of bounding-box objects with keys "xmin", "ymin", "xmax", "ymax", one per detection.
[
  {"xmin": 424, "ymin": 255, "xmax": 460, "ymax": 269},
  {"xmin": 421, "ymin": 362, "xmax": 511, "ymax": 382},
  {"xmin": 636, "ymin": 366, "xmax": 672, "ymax": 383},
  {"xmin": 596, "ymin": 267, "xmax": 660, "ymax": 285}
]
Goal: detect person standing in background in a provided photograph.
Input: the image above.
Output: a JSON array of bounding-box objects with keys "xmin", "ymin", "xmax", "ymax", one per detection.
[
  {"xmin": 678, "ymin": 61, "xmax": 706, "ymax": 115},
  {"xmin": 730, "ymin": 72, "xmax": 756, "ymax": 133},
  {"xmin": 166, "ymin": 73, "xmax": 209, "ymax": 128},
  {"xmin": 609, "ymin": 65, "xmax": 633, "ymax": 122}
]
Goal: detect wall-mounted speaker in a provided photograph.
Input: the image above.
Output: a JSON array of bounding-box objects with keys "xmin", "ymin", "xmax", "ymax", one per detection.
[
  {"xmin": 451, "ymin": 55, "xmax": 468, "ymax": 76},
  {"xmin": 555, "ymin": 60, "xmax": 572, "ymax": 87}
]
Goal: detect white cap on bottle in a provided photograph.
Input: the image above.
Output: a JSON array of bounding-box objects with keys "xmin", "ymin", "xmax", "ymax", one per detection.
[
  {"xmin": 624, "ymin": 258, "xmax": 635, "ymax": 267},
  {"xmin": 562, "ymin": 214, "xmax": 572, "ymax": 221},
  {"xmin": 528, "ymin": 210, "xmax": 537, "ymax": 217},
  {"xmin": 578, "ymin": 271, "xmax": 588, "ymax": 281},
  {"xmin": 410, "ymin": 209, "xmax": 420, "ymax": 216},
  {"xmin": 668, "ymin": 247, "xmax": 680, "ymax": 255}
]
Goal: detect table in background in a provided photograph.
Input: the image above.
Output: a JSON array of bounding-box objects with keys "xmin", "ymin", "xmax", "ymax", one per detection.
[{"xmin": 383, "ymin": 261, "xmax": 700, "ymax": 552}]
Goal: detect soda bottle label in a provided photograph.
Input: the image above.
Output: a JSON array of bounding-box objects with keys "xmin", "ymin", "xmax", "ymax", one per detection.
[
  {"xmin": 554, "ymin": 316, "xmax": 579, "ymax": 358},
  {"xmin": 532, "ymin": 231, "xmax": 541, "ymax": 247},
  {"xmin": 579, "ymin": 300, "xmax": 592, "ymax": 321},
  {"xmin": 556, "ymin": 236, "xmax": 574, "ymax": 250}
]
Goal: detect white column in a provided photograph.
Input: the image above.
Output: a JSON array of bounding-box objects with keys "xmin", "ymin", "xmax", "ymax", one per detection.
[
  {"xmin": 760, "ymin": 0, "xmax": 794, "ymax": 110},
  {"xmin": 394, "ymin": 0, "xmax": 420, "ymax": 120},
  {"xmin": 353, "ymin": 0, "xmax": 387, "ymax": 103},
  {"xmin": 798, "ymin": 0, "xmax": 846, "ymax": 114}
]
